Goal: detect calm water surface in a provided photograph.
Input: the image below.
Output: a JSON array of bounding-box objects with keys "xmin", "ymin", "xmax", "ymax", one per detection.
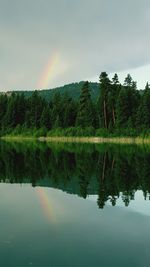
[{"xmin": 0, "ymin": 141, "xmax": 150, "ymax": 267}]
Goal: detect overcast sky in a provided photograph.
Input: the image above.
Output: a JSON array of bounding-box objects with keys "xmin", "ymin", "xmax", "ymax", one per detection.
[{"xmin": 0, "ymin": 0, "xmax": 150, "ymax": 91}]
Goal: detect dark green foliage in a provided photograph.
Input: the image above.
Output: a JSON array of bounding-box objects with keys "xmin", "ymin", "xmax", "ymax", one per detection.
[
  {"xmin": 76, "ymin": 81, "xmax": 93, "ymax": 127},
  {"xmin": 136, "ymin": 83, "xmax": 150, "ymax": 130},
  {"xmin": 61, "ymin": 93, "xmax": 77, "ymax": 128},
  {"xmin": 116, "ymin": 74, "xmax": 140, "ymax": 128},
  {"xmin": 9, "ymin": 81, "xmax": 99, "ymax": 101},
  {"xmin": 0, "ymin": 72, "xmax": 150, "ymax": 137},
  {"xmin": 51, "ymin": 92, "xmax": 62, "ymax": 128},
  {"xmin": 143, "ymin": 90, "xmax": 150, "ymax": 127},
  {"xmin": 124, "ymin": 74, "xmax": 133, "ymax": 87},
  {"xmin": 116, "ymin": 87, "xmax": 131, "ymax": 127},
  {"xmin": 40, "ymin": 105, "xmax": 51, "ymax": 129},
  {"xmin": 25, "ymin": 91, "xmax": 45, "ymax": 128},
  {"xmin": 108, "ymin": 74, "xmax": 121, "ymax": 129},
  {"xmin": 98, "ymin": 72, "xmax": 112, "ymax": 129}
]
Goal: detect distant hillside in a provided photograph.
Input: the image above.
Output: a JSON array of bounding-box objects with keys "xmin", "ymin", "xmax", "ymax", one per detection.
[{"xmin": 6, "ymin": 81, "xmax": 99, "ymax": 100}]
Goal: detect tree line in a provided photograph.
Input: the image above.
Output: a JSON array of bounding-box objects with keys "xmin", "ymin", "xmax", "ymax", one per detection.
[{"xmin": 0, "ymin": 72, "xmax": 150, "ymax": 136}]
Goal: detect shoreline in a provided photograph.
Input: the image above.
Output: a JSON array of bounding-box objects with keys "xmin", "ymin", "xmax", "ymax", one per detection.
[{"xmin": 1, "ymin": 135, "xmax": 150, "ymax": 144}]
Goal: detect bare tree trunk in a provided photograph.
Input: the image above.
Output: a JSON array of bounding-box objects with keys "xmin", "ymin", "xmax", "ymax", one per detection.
[
  {"xmin": 104, "ymin": 99, "xmax": 107, "ymax": 128},
  {"xmin": 112, "ymin": 108, "xmax": 116, "ymax": 125}
]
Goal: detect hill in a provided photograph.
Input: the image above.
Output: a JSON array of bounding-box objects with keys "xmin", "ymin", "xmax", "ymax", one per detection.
[{"xmin": 6, "ymin": 81, "xmax": 99, "ymax": 100}]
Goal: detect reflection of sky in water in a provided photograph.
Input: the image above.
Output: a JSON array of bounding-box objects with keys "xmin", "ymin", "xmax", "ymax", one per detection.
[
  {"xmin": 0, "ymin": 184, "xmax": 150, "ymax": 267},
  {"xmin": 88, "ymin": 190, "xmax": 150, "ymax": 217}
]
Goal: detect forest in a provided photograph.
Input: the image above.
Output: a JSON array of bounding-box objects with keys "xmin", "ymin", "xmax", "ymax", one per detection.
[{"xmin": 0, "ymin": 72, "xmax": 150, "ymax": 137}]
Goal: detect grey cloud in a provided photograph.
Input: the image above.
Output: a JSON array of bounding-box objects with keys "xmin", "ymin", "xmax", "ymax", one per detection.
[{"xmin": 0, "ymin": 0, "xmax": 150, "ymax": 90}]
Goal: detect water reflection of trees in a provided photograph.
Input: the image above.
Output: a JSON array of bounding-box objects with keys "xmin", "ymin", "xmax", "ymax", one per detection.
[{"xmin": 0, "ymin": 141, "xmax": 150, "ymax": 209}]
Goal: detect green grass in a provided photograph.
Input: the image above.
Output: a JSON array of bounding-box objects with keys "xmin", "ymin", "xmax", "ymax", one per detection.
[{"xmin": 1, "ymin": 126, "xmax": 150, "ymax": 144}]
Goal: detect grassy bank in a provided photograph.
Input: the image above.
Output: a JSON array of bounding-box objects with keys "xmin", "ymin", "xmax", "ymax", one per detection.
[
  {"xmin": 1, "ymin": 126, "xmax": 150, "ymax": 144},
  {"xmin": 1, "ymin": 135, "xmax": 150, "ymax": 144}
]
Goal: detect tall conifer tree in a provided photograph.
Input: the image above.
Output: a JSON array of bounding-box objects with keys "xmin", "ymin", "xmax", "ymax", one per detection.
[
  {"xmin": 76, "ymin": 81, "xmax": 93, "ymax": 127},
  {"xmin": 98, "ymin": 72, "xmax": 111, "ymax": 128}
]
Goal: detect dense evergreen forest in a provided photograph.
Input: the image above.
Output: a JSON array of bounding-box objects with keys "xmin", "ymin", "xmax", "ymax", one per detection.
[
  {"xmin": 0, "ymin": 72, "xmax": 150, "ymax": 137},
  {"xmin": 1, "ymin": 141, "xmax": 150, "ymax": 209},
  {"xmin": 11, "ymin": 81, "xmax": 99, "ymax": 101}
]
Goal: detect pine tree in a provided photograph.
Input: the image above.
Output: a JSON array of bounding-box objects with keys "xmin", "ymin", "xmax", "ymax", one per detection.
[
  {"xmin": 98, "ymin": 72, "xmax": 111, "ymax": 128},
  {"xmin": 0, "ymin": 94, "xmax": 8, "ymax": 130},
  {"xmin": 76, "ymin": 81, "xmax": 93, "ymax": 128},
  {"xmin": 108, "ymin": 74, "xmax": 121, "ymax": 128},
  {"xmin": 61, "ymin": 93, "xmax": 77, "ymax": 128},
  {"xmin": 14, "ymin": 94, "xmax": 26, "ymax": 126},
  {"xmin": 141, "ymin": 84, "xmax": 150, "ymax": 128},
  {"xmin": 51, "ymin": 92, "xmax": 62, "ymax": 128},
  {"xmin": 116, "ymin": 78, "xmax": 140, "ymax": 128},
  {"xmin": 26, "ymin": 91, "xmax": 45, "ymax": 128},
  {"xmin": 116, "ymin": 87, "xmax": 131, "ymax": 127},
  {"xmin": 40, "ymin": 105, "xmax": 51, "ymax": 129},
  {"xmin": 3, "ymin": 93, "xmax": 17, "ymax": 128},
  {"xmin": 124, "ymin": 74, "xmax": 132, "ymax": 87},
  {"xmin": 112, "ymin": 73, "xmax": 119, "ymax": 85},
  {"xmin": 54, "ymin": 115, "xmax": 61, "ymax": 128}
]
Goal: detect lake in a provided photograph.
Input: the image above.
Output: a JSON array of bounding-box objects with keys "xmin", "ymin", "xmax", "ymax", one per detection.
[{"xmin": 0, "ymin": 141, "xmax": 150, "ymax": 267}]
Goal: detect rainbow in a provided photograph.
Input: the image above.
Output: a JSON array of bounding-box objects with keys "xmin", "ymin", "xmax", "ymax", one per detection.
[
  {"xmin": 38, "ymin": 52, "xmax": 60, "ymax": 89},
  {"xmin": 36, "ymin": 187, "xmax": 56, "ymax": 223}
]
